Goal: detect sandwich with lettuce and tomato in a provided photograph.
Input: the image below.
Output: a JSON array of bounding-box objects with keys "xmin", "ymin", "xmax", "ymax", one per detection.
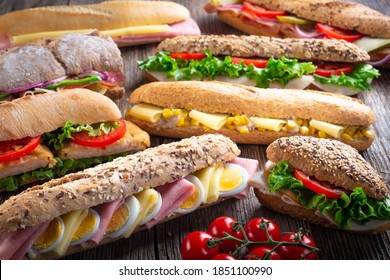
[
  {"xmin": 204, "ymin": 0, "xmax": 390, "ymax": 68},
  {"xmin": 139, "ymin": 34, "xmax": 379, "ymax": 96},
  {"xmin": 249, "ymin": 136, "xmax": 390, "ymax": 233},
  {"xmin": 0, "ymin": 88, "xmax": 150, "ymax": 192}
]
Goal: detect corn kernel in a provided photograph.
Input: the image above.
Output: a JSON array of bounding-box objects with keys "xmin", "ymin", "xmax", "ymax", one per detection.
[
  {"xmin": 226, "ymin": 117, "xmax": 234, "ymax": 125},
  {"xmin": 287, "ymin": 120, "xmax": 297, "ymax": 130},
  {"xmin": 190, "ymin": 119, "xmax": 200, "ymax": 126},
  {"xmin": 296, "ymin": 119, "xmax": 303, "ymax": 125},
  {"xmin": 362, "ymin": 129, "xmax": 373, "ymax": 138},
  {"xmin": 318, "ymin": 131, "xmax": 327, "ymax": 138},
  {"xmin": 162, "ymin": 109, "xmax": 173, "ymax": 119},
  {"xmin": 241, "ymin": 115, "xmax": 250, "ymax": 125},
  {"xmin": 344, "ymin": 126, "xmax": 357, "ymax": 136},
  {"xmin": 177, "ymin": 118, "xmax": 185, "ymax": 127},
  {"xmin": 239, "ymin": 127, "xmax": 249, "ymax": 134},
  {"xmin": 309, "ymin": 126, "xmax": 316, "ymax": 134},
  {"xmin": 233, "ymin": 116, "xmax": 242, "ymax": 126},
  {"xmin": 302, "ymin": 120, "xmax": 309, "ymax": 127},
  {"xmin": 226, "ymin": 125, "xmax": 235, "ymax": 130},
  {"xmin": 354, "ymin": 131, "xmax": 363, "ymax": 139},
  {"xmin": 172, "ymin": 109, "xmax": 181, "ymax": 116},
  {"xmin": 300, "ymin": 126, "xmax": 309, "ymax": 134},
  {"xmin": 181, "ymin": 110, "xmax": 189, "ymax": 118},
  {"xmin": 341, "ymin": 133, "xmax": 352, "ymax": 140}
]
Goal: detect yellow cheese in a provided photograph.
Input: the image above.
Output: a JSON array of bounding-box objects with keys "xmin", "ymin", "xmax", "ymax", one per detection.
[
  {"xmin": 52, "ymin": 209, "xmax": 88, "ymax": 256},
  {"xmin": 11, "ymin": 29, "xmax": 94, "ymax": 44},
  {"xmin": 127, "ymin": 104, "xmax": 163, "ymax": 123},
  {"xmin": 189, "ymin": 110, "xmax": 228, "ymax": 130},
  {"xmin": 123, "ymin": 189, "xmax": 159, "ymax": 238},
  {"xmin": 309, "ymin": 119, "xmax": 346, "ymax": 138},
  {"xmin": 206, "ymin": 163, "xmax": 224, "ymax": 204},
  {"xmin": 250, "ymin": 117, "xmax": 286, "ymax": 132},
  {"xmin": 194, "ymin": 166, "xmax": 217, "ymax": 204}
]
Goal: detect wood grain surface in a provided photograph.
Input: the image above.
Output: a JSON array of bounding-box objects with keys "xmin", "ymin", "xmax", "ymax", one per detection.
[{"xmin": 0, "ymin": 0, "xmax": 389, "ymax": 260}]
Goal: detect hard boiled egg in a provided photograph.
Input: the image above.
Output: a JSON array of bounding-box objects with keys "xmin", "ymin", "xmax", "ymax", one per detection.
[
  {"xmin": 70, "ymin": 209, "xmax": 100, "ymax": 246},
  {"xmin": 175, "ymin": 175, "xmax": 205, "ymax": 214},
  {"xmin": 140, "ymin": 192, "xmax": 162, "ymax": 225},
  {"xmin": 218, "ymin": 163, "xmax": 249, "ymax": 197}
]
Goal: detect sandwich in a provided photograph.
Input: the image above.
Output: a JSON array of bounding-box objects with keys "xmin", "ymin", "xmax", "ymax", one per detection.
[
  {"xmin": 0, "ymin": 0, "xmax": 201, "ymax": 49},
  {"xmin": 126, "ymin": 81, "xmax": 376, "ymax": 151},
  {"xmin": 0, "ymin": 134, "xmax": 259, "ymax": 259},
  {"xmin": 249, "ymin": 136, "xmax": 390, "ymax": 233},
  {"xmin": 0, "ymin": 88, "xmax": 150, "ymax": 193},
  {"xmin": 139, "ymin": 35, "xmax": 379, "ymax": 96},
  {"xmin": 0, "ymin": 32, "xmax": 125, "ymax": 102},
  {"xmin": 204, "ymin": 0, "xmax": 390, "ymax": 68}
]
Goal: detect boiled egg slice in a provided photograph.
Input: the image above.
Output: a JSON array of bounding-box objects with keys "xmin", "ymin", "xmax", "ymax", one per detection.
[
  {"xmin": 174, "ymin": 175, "xmax": 205, "ymax": 214},
  {"xmin": 105, "ymin": 196, "xmax": 140, "ymax": 239},
  {"xmin": 140, "ymin": 192, "xmax": 162, "ymax": 225},
  {"xmin": 28, "ymin": 217, "xmax": 65, "ymax": 258},
  {"xmin": 218, "ymin": 163, "xmax": 249, "ymax": 197},
  {"xmin": 70, "ymin": 209, "xmax": 100, "ymax": 246}
]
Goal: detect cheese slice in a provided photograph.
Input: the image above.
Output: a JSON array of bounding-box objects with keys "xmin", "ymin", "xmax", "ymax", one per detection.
[
  {"xmin": 194, "ymin": 166, "xmax": 217, "ymax": 204},
  {"xmin": 11, "ymin": 29, "xmax": 93, "ymax": 44},
  {"xmin": 206, "ymin": 163, "xmax": 224, "ymax": 204},
  {"xmin": 127, "ymin": 104, "xmax": 163, "ymax": 123},
  {"xmin": 189, "ymin": 110, "xmax": 228, "ymax": 130},
  {"xmin": 250, "ymin": 117, "xmax": 286, "ymax": 132},
  {"xmin": 309, "ymin": 119, "xmax": 346, "ymax": 138}
]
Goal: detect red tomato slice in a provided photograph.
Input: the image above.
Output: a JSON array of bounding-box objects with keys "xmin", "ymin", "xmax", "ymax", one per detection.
[
  {"xmin": 0, "ymin": 135, "xmax": 41, "ymax": 163},
  {"xmin": 315, "ymin": 23, "xmax": 365, "ymax": 42},
  {"xmin": 294, "ymin": 169, "xmax": 343, "ymax": 199},
  {"xmin": 231, "ymin": 57, "xmax": 268, "ymax": 68},
  {"xmin": 242, "ymin": 1, "xmax": 287, "ymax": 18},
  {"xmin": 70, "ymin": 119, "xmax": 127, "ymax": 148},
  {"xmin": 314, "ymin": 62, "xmax": 354, "ymax": 77},
  {"xmin": 170, "ymin": 53, "xmax": 207, "ymax": 61}
]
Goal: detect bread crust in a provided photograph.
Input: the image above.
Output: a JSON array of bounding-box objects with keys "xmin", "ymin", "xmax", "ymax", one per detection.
[
  {"xmin": 247, "ymin": 0, "xmax": 390, "ymax": 38},
  {"xmin": 156, "ymin": 34, "xmax": 369, "ymax": 62},
  {"xmin": 0, "ymin": 1, "xmax": 190, "ymax": 36},
  {"xmin": 0, "ymin": 134, "xmax": 240, "ymax": 232},
  {"xmin": 0, "ymin": 88, "xmax": 121, "ymax": 141},
  {"xmin": 129, "ymin": 81, "xmax": 376, "ymax": 127},
  {"xmin": 266, "ymin": 136, "xmax": 388, "ymax": 199}
]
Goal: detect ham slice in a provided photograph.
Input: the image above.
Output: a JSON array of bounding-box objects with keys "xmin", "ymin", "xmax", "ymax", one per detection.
[
  {"xmin": 0, "ymin": 36, "xmax": 14, "ymax": 50},
  {"xmin": 229, "ymin": 157, "xmax": 259, "ymax": 199}
]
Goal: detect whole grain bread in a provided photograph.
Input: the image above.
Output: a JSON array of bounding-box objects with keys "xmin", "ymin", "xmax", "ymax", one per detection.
[
  {"xmin": 0, "ymin": 134, "xmax": 240, "ymax": 232},
  {"xmin": 155, "ymin": 35, "xmax": 370, "ymax": 62}
]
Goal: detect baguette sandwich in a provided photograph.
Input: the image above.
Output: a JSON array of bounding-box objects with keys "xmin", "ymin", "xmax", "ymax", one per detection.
[
  {"xmin": 0, "ymin": 32, "xmax": 125, "ymax": 102},
  {"xmin": 139, "ymin": 35, "xmax": 379, "ymax": 96},
  {"xmin": 126, "ymin": 81, "xmax": 376, "ymax": 151},
  {"xmin": 204, "ymin": 0, "xmax": 390, "ymax": 68},
  {"xmin": 0, "ymin": 88, "xmax": 150, "ymax": 193},
  {"xmin": 0, "ymin": 1, "xmax": 201, "ymax": 49},
  {"xmin": 249, "ymin": 136, "xmax": 390, "ymax": 233},
  {"xmin": 0, "ymin": 134, "xmax": 259, "ymax": 259}
]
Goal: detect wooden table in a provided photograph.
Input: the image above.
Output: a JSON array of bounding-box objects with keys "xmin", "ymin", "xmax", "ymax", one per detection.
[{"xmin": 1, "ymin": 0, "xmax": 389, "ymax": 260}]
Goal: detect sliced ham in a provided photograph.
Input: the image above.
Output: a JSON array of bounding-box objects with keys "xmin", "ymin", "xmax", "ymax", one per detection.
[
  {"xmin": 229, "ymin": 157, "xmax": 259, "ymax": 199},
  {"xmin": 0, "ymin": 36, "xmax": 14, "ymax": 50}
]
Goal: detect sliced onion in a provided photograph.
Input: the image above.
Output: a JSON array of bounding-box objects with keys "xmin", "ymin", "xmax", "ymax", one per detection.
[
  {"xmin": 39, "ymin": 75, "xmax": 68, "ymax": 88},
  {"xmin": 220, "ymin": 4, "xmax": 243, "ymax": 10},
  {"xmin": 367, "ymin": 53, "xmax": 390, "ymax": 67},
  {"xmin": 103, "ymin": 72, "xmax": 124, "ymax": 84},
  {"xmin": 0, "ymin": 75, "xmax": 68, "ymax": 95},
  {"xmin": 79, "ymin": 70, "xmax": 108, "ymax": 80},
  {"xmin": 294, "ymin": 24, "xmax": 323, "ymax": 38}
]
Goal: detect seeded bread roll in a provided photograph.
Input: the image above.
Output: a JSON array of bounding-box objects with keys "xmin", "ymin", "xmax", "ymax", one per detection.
[
  {"xmin": 155, "ymin": 35, "xmax": 370, "ymax": 62},
  {"xmin": 0, "ymin": 134, "xmax": 240, "ymax": 233}
]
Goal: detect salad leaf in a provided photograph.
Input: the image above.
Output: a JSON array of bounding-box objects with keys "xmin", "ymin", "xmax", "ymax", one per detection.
[
  {"xmin": 313, "ymin": 63, "xmax": 380, "ymax": 90},
  {"xmin": 268, "ymin": 160, "xmax": 390, "ymax": 229}
]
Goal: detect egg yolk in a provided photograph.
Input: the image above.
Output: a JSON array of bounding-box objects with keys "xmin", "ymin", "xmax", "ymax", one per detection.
[
  {"xmin": 219, "ymin": 167, "xmax": 243, "ymax": 192},
  {"xmin": 33, "ymin": 218, "xmax": 63, "ymax": 250},
  {"xmin": 178, "ymin": 185, "xmax": 199, "ymax": 210},
  {"xmin": 106, "ymin": 204, "xmax": 129, "ymax": 234},
  {"xmin": 71, "ymin": 210, "xmax": 98, "ymax": 242}
]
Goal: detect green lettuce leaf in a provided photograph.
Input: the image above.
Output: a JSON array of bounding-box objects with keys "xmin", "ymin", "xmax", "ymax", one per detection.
[
  {"xmin": 313, "ymin": 64, "xmax": 380, "ymax": 90},
  {"xmin": 268, "ymin": 160, "xmax": 390, "ymax": 229}
]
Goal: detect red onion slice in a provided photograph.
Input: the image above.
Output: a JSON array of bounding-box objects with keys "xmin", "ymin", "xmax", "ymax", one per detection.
[
  {"xmin": 294, "ymin": 24, "xmax": 323, "ymax": 38},
  {"xmin": 220, "ymin": 4, "xmax": 243, "ymax": 10},
  {"xmin": 367, "ymin": 53, "xmax": 390, "ymax": 67},
  {"xmin": 78, "ymin": 70, "xmax": 108, "ymax": 80},
  {"xmin": 39, "ymin": 75, "xmax": 68, "ymax": 88}
]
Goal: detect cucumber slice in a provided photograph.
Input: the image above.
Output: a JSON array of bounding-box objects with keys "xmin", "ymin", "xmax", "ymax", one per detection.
[
  {"xmin": 276, "ymin": 15, "xmax": 314, "ymax": 25},
  {"xmin": 354, "ymin": 37, "xmax": 390, "ymax": 53}
]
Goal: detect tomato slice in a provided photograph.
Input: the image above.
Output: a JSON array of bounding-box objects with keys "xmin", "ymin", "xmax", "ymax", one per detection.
[
  {"xmin": 170, "ymin": 53, "xmax": 207, "ymax": 61},
  {"xmin": 242, "ymin": 1, "xmax": 287, "ymax": 18},
  {"xmin": 70, "ymin": 119, "xmax": 127, "ymax": 148},
  {"xmin": 314, "ymin": 62, "xmax": 354, "ymax": 77},
  {"xmin": 0, "ymin": 135, "xmax": 41, "ymax": 163},
  {"xmin": 231, "ymin": 57, "xmax": 268, "ymax": 68},
  {"xmin": 315, "ymin": 23, "xmax": 365, "ymax": 42},
  {"xmin": 294, "ymin": 169, "xmax": 343, "ymax": 199}
]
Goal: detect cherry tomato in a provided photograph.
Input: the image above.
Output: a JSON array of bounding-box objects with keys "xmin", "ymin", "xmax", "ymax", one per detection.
[
  {"xmin": 242, "ymin": 1, "xmax": 287, "ymax": 18},
  {"xmin": 170, "ymin": 53, "xmax": 207, "ymax": 61},
  {"xmin": 212, "ymin": 253, "xmax": 237, "ymax": 260},
  {"xmin": 277, "ymin": 232, "xmax": 318, "ymax": 260},
  {"xmin": 231, "ymin": 57, "xmax": 268, "ymax": 68},
  {"xmin": 0, "ymin": 135, "xmax": 41, "ymax": 163},
  {"xmin": 181, "ymin": 231, "xmax": 219, "ymax": 260},
  {"xmin": 244, "ymin": 247, "xmax": 282, "ymax": 260},
  {"xmin": 207, "ymin": 216, "xmax": 244, "ymax": 253},
  {"xmin": 315, "ymin": 23, "xmax": 365, "ymax": 42},
  {"xmin": 244, "ymin": 218, "xmax": 281, "ymax": 248},
  {"xmin": 294, "ymin": 169, "xmax": 343, "ymax": 199},
  {"xmin": 70, "ymin": 119, "xmax": 127, "ymax": 148},
  {"xmin": 314, "ymin": 62, "xmax": 354, "ymax": 77}
]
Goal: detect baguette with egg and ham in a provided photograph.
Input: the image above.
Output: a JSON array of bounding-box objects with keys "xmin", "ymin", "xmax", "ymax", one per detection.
[
  {"xmin": 204, "ymin": 0, "xmax": 390, "ymax": 68},
  {"xmin": 249, "ymin": 136, "xmax": 390, "ymax": 233},
  {"xmin": 0, "ymin": 88, "xmax": 150, "ymax": 193},
  {"xmin": 0, "ymin": 0, "xmax": 200, "ymax": 50},
  {"xmin": 139, "ymin": 34, "xmax": 379, "ymax": 96},
  {"xmin": 126, "ymin": 81, "xmax": 376, "ymax": 151},
  {"xmin": 0, "ymin": 134, "xmax": 259, "ymax": 259}
]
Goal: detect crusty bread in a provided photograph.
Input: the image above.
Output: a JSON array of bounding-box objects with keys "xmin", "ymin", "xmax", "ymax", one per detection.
[
  {"xmin": 0, "ymin": 88, "xmax": 121, "ymax": 141},
  {"xmin": 129, "ymin": 81, "xmax": 376, "ymax": 127},
  {"xmin": 155, "ymin": 35, "xmax": 370, "ymax": 63},
  {"xmin": 0, "ymin": 134, "xmax": 240, "ymax": 232},
  {"xmin": 0, "ymin": 1, "xmax": 190, "ymax": 36},
  {"xmin": 247, "ymin": 0, "xmax": 390, "ymax": 39},
  {"xmin": 266, "ymin": 136, "xmax": 388, "ymax": 199}
]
